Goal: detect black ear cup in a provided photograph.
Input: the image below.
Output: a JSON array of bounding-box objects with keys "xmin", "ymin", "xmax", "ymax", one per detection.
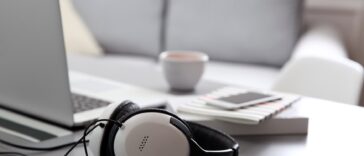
[
  {"xmin": 100, "ymin": 100, "xmax": 140, "ymax": 156},
  {"xmin": 113, "ymin": 101, "xmax": 140, "ymax": 122},
  {"xmin": 187, "ymin": 122, "xmax": 239, "ymax": 156}
]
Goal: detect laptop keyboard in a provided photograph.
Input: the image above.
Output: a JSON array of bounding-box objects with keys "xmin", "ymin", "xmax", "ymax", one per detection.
[{"xmin": 71, "ymin": 93, "xmax": 111, "ymax": 113}]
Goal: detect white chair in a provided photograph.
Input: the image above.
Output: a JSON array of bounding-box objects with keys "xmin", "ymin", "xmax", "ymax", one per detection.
[{"xmin": 272, "ymin": 25, "xmax": 363, "ymax": 105}]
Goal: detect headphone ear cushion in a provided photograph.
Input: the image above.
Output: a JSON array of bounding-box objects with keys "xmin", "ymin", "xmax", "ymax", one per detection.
[
  {"xmin": 100, "ymin": 100, "xmax": 140, "ymax": 156},
  {"xmin": 113, "ymin": 100, "xmax": 140, "ymax": 121},
  {"xmin": 187, "ymin": 121, "xmax": 239, "ymax": 155}
]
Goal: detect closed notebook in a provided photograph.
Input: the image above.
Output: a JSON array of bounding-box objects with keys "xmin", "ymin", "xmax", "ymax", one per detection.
[{"xmin": 178, "ymin": 87, "xmax": 300, "ymax": 124}]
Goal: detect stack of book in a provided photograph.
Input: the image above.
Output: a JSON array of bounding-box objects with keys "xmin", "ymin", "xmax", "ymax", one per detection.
[{"xmin": 176, "ymin": 87, "xmax": 308, "ymax": 135}]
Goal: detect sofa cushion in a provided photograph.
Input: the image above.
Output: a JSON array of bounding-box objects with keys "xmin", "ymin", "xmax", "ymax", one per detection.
[
  {"xmin": 165, "ymin": 0, "xmax": 303, "ymax": 67},
  {"xmin": 72, "ymin": 0, "xmax": 164, "ymax": 57}
]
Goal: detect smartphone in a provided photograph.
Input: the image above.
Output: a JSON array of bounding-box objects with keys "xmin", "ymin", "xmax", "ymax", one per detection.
[{"xmin": 203, "ymin": 92, "xmax": 281, "ymax": 110}]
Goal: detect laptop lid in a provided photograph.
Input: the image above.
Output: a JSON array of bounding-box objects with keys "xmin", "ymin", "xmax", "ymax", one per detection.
[{"xmin": 0, "ymin": 0, "xmax": 74, "ymax": 127}]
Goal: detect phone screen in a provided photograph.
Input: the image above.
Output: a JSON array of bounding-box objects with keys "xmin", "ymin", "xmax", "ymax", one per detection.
[{"xmin": 217, "ymin": 92, "xmax": 272, "ymax": 104}]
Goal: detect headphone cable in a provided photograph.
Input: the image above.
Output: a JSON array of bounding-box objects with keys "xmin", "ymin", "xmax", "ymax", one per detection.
[
  {"xmin": 65, "ymin": 119, "xmax": 122, "ymax": 156},
  {"xmin": 0, "ymin": 139, "xmax": 89, "ymax": 156},
  {"xmin": 0, "ymin": 152, "xmax": 27, "ymax": 156},
  {"xmin": 64, "ymin": 123, "xmax": 102, "ymax": 156},
  {"xmin": 0, "ymin": 138, "xmax": 88, "ymax": 151},
  {"xmin": 0, "ymin": 119, "xmax": 122, "ymax": 156}
]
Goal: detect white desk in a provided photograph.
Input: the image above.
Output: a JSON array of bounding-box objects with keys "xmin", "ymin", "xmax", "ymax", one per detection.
[
  {"xmin": 2, "ymin": 55, "xmax": 364, "ymax": 155},
  {"xmin": 2, "ymin": 97, "xmax": 363, "ymax": 156}
]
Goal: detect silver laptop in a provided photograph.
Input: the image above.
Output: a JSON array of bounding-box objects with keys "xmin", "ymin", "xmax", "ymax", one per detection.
[{"xmin": 0, "ymin": 0, "xmax": 167, "ymax": 127}]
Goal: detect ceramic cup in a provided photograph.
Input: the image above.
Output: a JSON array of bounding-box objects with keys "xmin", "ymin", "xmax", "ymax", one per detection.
[{"xmin": 159, "ymin": 51, "xmax": 209, "ymax": 92}]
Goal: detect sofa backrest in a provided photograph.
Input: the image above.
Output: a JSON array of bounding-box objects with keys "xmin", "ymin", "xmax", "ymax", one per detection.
[
  {"xmin": 165, "ymin": 0, "xmax": 303, "ymax": 67},
  {"xmin": 72, "ymin": 0, "xmax": 164, "ymax": 57},
  {"xmin": 73, "ymin": 0, "xmax": 303, "ymax": 67}
]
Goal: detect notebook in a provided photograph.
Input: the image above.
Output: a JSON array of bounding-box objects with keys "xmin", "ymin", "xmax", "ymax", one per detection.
[{"xmin": 178, "ymin": 87, "xmax": 301, "ymax": 124}]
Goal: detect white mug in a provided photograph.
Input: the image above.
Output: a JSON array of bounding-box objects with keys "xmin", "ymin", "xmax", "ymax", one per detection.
[{"xmin": 159, "ymin": 51, "xmax": 209, "ymax": 91}]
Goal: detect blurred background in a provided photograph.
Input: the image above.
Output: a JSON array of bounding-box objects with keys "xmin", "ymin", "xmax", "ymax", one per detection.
[
  {"xmin": 61, "ymin": 0, "xmax": 364, "ymax": 106},
  {"xmin": 305, "ymin": 0, "xmax": 364, "ymax": 105},
  {"xmin": 305, "ymin": 0, "xmax": 364, "ymax": 64}
]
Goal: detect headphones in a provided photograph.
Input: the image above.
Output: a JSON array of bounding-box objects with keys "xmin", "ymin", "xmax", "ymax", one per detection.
[{"xmin": 89, "ymin": 100, "xmax": 239, "ymax": 156}]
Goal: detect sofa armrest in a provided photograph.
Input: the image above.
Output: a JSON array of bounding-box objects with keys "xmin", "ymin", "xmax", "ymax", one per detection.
[
  {"xmin": 272, "ymin": 25, "xmax": 363, "ymax": 105},
  {"xmin": 290, "ymin": 25, "xmax": 348, "ymax": 60}
]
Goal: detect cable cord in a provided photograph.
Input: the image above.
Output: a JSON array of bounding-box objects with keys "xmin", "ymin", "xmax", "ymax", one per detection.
[
  {"xmin": 0, "ymin": 119, "xmax": 122, "ymax": 156},
  {"xmin": 0, "ymin": 152, "xmax": 27, "ymax": 156},
  {"xmin": 64, "ymin": 119, "xmax": 122, "ymax": 156},
  {"xmin": 0, "ymin": 138, "xmax": 88, "ymax": 156},
  {"xmin": 0, "ymin": 139, "xmax": 87, "ymax": 151}
]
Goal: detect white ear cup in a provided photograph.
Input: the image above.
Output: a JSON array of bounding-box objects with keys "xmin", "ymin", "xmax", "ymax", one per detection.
[
  {"xmin": 113, "ymin": 113, "xmax": 190, "ymax": 156},
  {"xmin": 89, "ymin": 102, "xmax": 125, "ymax": 156}
]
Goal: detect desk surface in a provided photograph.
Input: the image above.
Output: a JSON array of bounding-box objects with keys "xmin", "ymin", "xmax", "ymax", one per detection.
[
  {"xmin": 2, "ymin": 55, "xmax": 364, "ymax": 156},
  {"xmin": 12, "ymin": 97, "xmax": 359, "ymax": 156}
]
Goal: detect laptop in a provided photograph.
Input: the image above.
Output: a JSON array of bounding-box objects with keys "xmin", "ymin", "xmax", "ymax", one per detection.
[{"xmin": 0, "ymin": 0, "xmax": 167, "ymax": 128}]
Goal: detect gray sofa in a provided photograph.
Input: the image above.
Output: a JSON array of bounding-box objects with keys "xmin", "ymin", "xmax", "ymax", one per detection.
[{"xmin": 67, "ymin": 0, "xmax": 363, "ymax": 105}]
